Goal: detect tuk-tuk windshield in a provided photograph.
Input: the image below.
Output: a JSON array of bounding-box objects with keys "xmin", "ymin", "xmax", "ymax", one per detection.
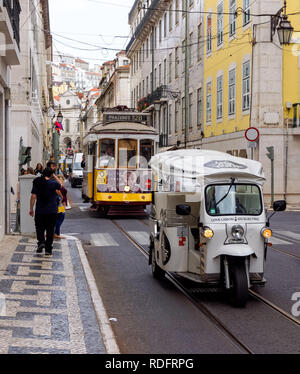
[{"xmin": 205, "ymin": 184, "xmax": 262, "ymax": 216}]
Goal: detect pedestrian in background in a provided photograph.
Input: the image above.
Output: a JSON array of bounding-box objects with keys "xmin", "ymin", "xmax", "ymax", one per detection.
[
  {"xmin": 47, "ymin": 160, "xmax": 63, "ymax": 186},
  {"xmin": 29, "ymin": 167, "xmax": 62, "ymax": 256},
  {"xmin": 27, "ymin": 167, "xmax": 35, "ymax": 175},
  {"xmin": 54, "ymin": 175, "xmax": 68, "ymax": 239},
  {"xmin": 34, "ymin": 163, "xmax": 44, "ymax": 176}
]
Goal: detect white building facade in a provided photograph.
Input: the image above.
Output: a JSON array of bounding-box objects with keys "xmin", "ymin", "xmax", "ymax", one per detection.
[
  {"xmin": 0, "ymin": 0, "xmax": 21, "ymax": 238},
  {"xmin": 10, "ymin": 0, "xmax": 52, "ymax": 209}
]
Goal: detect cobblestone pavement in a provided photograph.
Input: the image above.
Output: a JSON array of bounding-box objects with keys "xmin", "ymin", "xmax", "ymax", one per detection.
[{"xmin": 0, "ymin": 235, "xmax": 105, "ymax": 354}]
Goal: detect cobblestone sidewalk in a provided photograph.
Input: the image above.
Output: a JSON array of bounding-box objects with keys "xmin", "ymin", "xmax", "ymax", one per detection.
[{"xmin": 0, "ymin": 235, "xmax": 105, "ymax": 354}]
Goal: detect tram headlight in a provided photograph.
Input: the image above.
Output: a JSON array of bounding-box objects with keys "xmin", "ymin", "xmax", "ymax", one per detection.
[
  {"xmin": 203, "ymin": 227, "xmax": 214, "ymax": 239},
  {"xmin": 232, "ymin": 225, "xmax": 245, "ymax": 240},
  {"xmin": 124, "ymin": 185, "xmax": 131, "ymax": 193},
  {"xmin": 261, "ymin": 228, "xmax": 272, "ymax": 239}
]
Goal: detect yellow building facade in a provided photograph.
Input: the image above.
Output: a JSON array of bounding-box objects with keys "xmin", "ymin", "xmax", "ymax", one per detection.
[
  {"xmin": 203, "ymin": 0, "xmax": 253, "ymax": 144},
  {"xmin": 201, "ymin": 0, "xmax": 300, "ymax": 205}
]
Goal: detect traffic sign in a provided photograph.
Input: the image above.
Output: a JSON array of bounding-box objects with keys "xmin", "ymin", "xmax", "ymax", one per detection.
[{"xmin": 245, "ymin": 127, "xmax": 259, "ymax": 142}]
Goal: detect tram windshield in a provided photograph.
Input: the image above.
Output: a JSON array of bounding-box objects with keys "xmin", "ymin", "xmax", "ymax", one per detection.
[
  {"xmin": 140, "ymin": 140, "xmax": 154, "ymax": 168},
  {"xmin": 205, "ymin": 184, "xmax": 262, "ymax": 216},
  {"xmin": 99, "ymin": 139, "xmax": 116, "ymax": 168},
  {"xmin": 118, "ymin": 139, "xmax": 137, "ymax": 169}
]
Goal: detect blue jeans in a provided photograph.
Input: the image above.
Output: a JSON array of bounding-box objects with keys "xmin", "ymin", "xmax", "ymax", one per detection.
[{"xmin": 55, "ymin": 213, "xmax": 65, "ymax": 236}]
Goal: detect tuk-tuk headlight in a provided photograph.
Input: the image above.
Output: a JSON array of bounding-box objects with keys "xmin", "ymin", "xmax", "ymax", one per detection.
[
  {"xmin": 262, "ymin": 228, "xmax": 272, "ymax": 239},
  {"xmin": 124, "ymin": 185, "xmax": 131, "ymax": 193},
  {"xmin": 232, "ymin": 225, "xmax": 244, "ymax": 240},
  {"xmin": 203, "ymin": 228, "xmax": 214, "ymax": 239}
]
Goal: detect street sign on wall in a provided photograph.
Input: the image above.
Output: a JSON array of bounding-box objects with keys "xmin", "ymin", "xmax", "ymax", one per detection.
[{"xmin": 245, "ymin": 127, "xmax": 260, "ymax": 142}]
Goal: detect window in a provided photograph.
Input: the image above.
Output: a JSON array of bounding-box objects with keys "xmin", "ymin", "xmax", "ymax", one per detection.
[
  {"xmin": 207, "ymin": 14, "xmax": 212, "ymax": 54},
  {"xmin": 182, "ymin": 0, "xmax": 186, "ymax": 18},
  {"xmin": 217, "ymin": 75, "xmax": 223, "ymax": 119},
  {"xmin": 197, "ymin": 24, "xmax": 201, "ymax": 61},
  {"xmin": 164, "ymin": 13, "xmax": 167, "ymax": 37},
  {"xmin": 154, "ymin": 68, "xmax": 157, "ymax": 88},
  {"xmin": 65, "ymin": 119, "xmax": 70, "ymax": 133},
  {"xmin": 182, "ymin": 96, "xmax": 185, "ymax": 130},
  {"xmin": 197, "ymin": 88, "xmax": 203, "ymax": 126},
  {"xmin": 228, "ymin": 68, "xmax": 236, "ymax": 115},
  {"xmin": 99, "ymin": 139, "xmax": 116, "ymax": 168},
  {"xmin": 159, "ymin": 20, "xmax": 162, "ymax": 43},
  {"xmin": 169, "ymin": 53, "xmax": 172, "ymax": 83},
  {"xmin": 182, "ymin": 39, "xmax": 185, "ymax": 73},
  {"xmin": 175, "ymin": 100, "xmax": 179, "ymax": 132},
  {"xmin": 242, "ymin": 61, "xmax": 250, "ymax": 111},
  {"xmin": 206, "ymin": 82, "xmax": 212, "ymax": 122},
  {"xmin": 217, "ymin": 2, "xmax": 224, "ymax": 46},
  {"xmin": 118, "ymin": 139, "xmax": 137, "ymax": 169},
  {"xmin": 66, "ymin": 99, "xmax": 70, "ymax": 105},
  {"xmin": 229, "ymin": 0, "xmax": 236, "ymax": 37},
  {"xmin": 169, "ymin": 4, "xmax": 173, "ymax": 31},
  {"xmin": 169, "ymin": 104, "xmax": 172, "ymax": 134},
  {"xmin": 140, "ymin": 140, "xmax": 154, "ymax": 168},
  {"xmin": 205, "ymin": 184, "xmax": 262, "ymax": 216},
  {"xmin": 188, "ymin": 32, "xmax": 193, "ymax": 67},
  {"xmin": 163, "ymin": 58, "xmax": 167, "ymax": 85},
  {"xmin": 159, "ymin": 63, "xmax": 162, "ymax": 86},
  {"xmin": 175, "ymin": 47, "xmax": 179, "ymax": 78},
  {"xmin": 243, "ymin": 0, "xmax": 251, "ymax": 26},
  {"xmin": 175, "ymin": 0, "xmax": 179, "ymax": 24},
  {"xmin": 189, "ymin": 93, "xmax": 193, "ymax": 128},
  {"xmin": 146, "ymin": 76, "xmax": 149, "ymax": 94}
]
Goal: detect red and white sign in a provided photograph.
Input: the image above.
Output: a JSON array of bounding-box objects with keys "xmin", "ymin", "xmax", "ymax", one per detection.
[{"xmin": 245, "ymin": 127, "xmax": 259, "ymax": 142}]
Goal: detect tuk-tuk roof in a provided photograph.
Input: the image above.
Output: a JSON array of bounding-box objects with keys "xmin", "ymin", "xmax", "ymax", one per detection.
[{"xmin": 150, "ymin": 149, "xmax": 266, "ymax": 185}]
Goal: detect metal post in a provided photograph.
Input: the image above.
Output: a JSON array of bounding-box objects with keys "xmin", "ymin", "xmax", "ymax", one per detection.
[
  {"xmin": 270, "ymin": 158, "xmax": 274, "ymax": 206},
  {"xmin": 184, "ymin": 0, "xmax": 189, "ymax": 149},
  {"xmin": 53, "ymin": 129, "xmax": 60, "ymax": 167}
]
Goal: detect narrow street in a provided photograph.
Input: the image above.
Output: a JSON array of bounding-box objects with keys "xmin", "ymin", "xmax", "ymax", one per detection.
[{"xmin": 64, "ymin": 182, "xmax": 300, "ymax": 354}]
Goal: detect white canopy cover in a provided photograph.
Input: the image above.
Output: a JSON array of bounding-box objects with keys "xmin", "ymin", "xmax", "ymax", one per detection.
[{"xmin": 150, "ymin": 150, "xmax": 266, "ymax": 190}]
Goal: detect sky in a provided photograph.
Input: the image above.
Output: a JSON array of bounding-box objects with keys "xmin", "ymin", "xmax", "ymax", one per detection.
[{"xmin": 49, "ymin": 0, "xmax": 134, "ymax": 67}]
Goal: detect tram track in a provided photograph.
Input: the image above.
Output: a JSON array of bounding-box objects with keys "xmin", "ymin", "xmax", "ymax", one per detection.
[
  {"xmin": 112, "ymin": 219, "xmax": 300, "ymax": 350},
  {"xmin": 112, "ymin": 219, "xmax": 254, "ymax": 354}
]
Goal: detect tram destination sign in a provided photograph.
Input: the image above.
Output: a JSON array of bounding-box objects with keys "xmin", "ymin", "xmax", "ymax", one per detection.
[{"xmin": 104, "ymin": 112, "xmax": 149, "ymax": 125}]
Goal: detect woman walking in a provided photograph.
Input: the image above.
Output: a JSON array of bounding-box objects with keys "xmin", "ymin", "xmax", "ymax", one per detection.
[{"xmin": 54, "ymin": 175, "xmax": 68, "ymax": 239}]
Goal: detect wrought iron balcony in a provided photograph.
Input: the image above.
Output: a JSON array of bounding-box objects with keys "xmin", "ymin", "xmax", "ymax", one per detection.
[
  {"xmin": 126, "ymin": 0, "xmax": 160, "ymax": 53},
  {"xmin": 3, "ymin": 0, "xmax": 21, "ymax": 49},
  {"xmin": 137, "ymin": 85, "xmax": 169, "ymax": 111}
]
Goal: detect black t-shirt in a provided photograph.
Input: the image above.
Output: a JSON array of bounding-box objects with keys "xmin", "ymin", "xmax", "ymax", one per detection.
[{"xmin": 31, "ymin": 177, "xmax": 61, "ymax": 215}]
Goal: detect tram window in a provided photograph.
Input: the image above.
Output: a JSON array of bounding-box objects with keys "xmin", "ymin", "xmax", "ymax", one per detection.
[
  {"xmin": 99, "ymin": 139, "xmax": 116, "ymax": 168},
  {"xmin": 140, "ymin": 140, "xmax": 154, "ymax": 168},
  {"xmin": 118, "ymin": 139, "xmax": 137, "ymax": 169}
]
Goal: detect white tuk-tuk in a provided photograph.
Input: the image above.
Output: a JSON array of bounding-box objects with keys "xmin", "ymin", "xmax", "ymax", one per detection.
[{"xmin": 149, "ymin": 150, "xmax": 286, "ymax": 307}]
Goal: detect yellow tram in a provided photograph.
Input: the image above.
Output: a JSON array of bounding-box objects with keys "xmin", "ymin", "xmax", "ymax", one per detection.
[{"xmin": 82, "ymin": 108, "xmax": 159, "ymax": 215}]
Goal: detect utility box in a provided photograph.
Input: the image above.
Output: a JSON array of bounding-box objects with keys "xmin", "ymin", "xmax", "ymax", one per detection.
[{"xmin": 19, "ymin": 175, "xmax": 37, "ymax": 235}]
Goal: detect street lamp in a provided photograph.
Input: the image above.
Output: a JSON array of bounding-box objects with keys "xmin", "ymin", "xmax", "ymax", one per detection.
[
  {"xmin": 271, "ymin": 0, "xmax": 294, "ymax": 45},
  {"xmin": 57, "ymin": 111, "xmax": 63, "ymax": 124}
]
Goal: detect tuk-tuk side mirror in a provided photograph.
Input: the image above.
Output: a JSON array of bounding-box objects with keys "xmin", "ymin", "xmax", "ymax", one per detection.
[
  {"xmin": 176, "ymin": 204, "xmax": 191, "ymax": 216},
  {"xmin": 273, "ymin": 200, "xmax": 286, "ymax": 212}
]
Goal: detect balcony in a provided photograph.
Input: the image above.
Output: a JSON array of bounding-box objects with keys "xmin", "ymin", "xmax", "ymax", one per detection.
[
  {"xmin": 126, "ymin": 0, "xmax": 161, "ymax": 53},
  {"xmin": 137, "ymin": 85, "xmax": 169, "ymax": 111},
  {"xmin": 0, "ymin": 0, "xmax": 21, "ymax": 65},
  {"xmin": 4, "ymin": 0, "xmax": 20, "ymax": 48}
]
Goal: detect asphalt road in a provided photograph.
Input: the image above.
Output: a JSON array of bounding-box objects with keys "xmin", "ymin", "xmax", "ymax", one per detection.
[{"xmin": 62, "ymin": 181, "xmax": 300, "ymax": 354}]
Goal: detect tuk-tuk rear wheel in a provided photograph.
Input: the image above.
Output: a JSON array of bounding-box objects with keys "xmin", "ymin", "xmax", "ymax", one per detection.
[
  {"xmin": 151, "ymin": 249, "xmax": 165, "ymax": 280},
  {"xmin": 229, "ymin": 259, "xmax": 249, "ymax": 308}
]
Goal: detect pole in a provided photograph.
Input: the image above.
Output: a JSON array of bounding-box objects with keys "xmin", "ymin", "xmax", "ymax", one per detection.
[
  {"xmin": 184, "ymin": 0, "xmax": 189, "ymax": 149},
  {"xmin": 271, "ymin": 158, "xmax": 274, "ymax": 206}
]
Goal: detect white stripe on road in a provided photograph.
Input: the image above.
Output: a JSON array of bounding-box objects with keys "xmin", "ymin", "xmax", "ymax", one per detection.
[
  {"xmin": 274, "ymin": 231, "xmax": 300, "ymax": 242},
  {"xmin": 127, "ymin": 231, "xmax": 149, "ymax": 246},
  {"xmin": 90, "ymin": 233, "xmax": 119, "ymax": 247},
  {"xmin": 271, "ymin": 237, "xmax": 293, "ymax": 246},
  {"xmin": 79, "ymin": 207, "xmax": 90, "ymax": 211}
]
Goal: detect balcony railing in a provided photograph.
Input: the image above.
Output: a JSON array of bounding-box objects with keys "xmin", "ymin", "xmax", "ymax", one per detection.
[
  {"xmin": 3, "ymin": 0, "xmax": 21, "ymax": 49},
  {"xmin": 137, "ymin": 85, "xmax": 169, "ymax": 111},
  {"xmin": 126, "ymin": 0, "xmax": 160, "ymax": 53}
]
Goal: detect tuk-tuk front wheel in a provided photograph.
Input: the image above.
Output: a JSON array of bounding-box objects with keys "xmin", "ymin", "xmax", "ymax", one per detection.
[
  {"xmin": 151, "ymin": 249, "xmax": 165, "ymax": 280},
  {"xmin": 229, "ymin": 258, "xmax": 249, "ymax": 308}
]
